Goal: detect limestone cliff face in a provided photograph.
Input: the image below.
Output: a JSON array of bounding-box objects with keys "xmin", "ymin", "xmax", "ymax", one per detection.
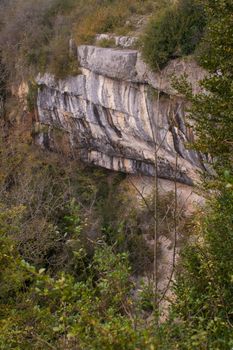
[{"xmin": 36, "ymin": 45, "xmax": 206, "ymax": 185}]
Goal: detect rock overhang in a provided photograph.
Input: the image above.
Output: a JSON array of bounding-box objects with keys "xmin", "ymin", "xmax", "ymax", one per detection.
[{"xmin": 36, "ymin": 45, "xmax": 206, "ymax": 185}]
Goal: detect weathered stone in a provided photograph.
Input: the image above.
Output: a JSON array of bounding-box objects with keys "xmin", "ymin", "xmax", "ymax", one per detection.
[
  {"xmin": 77, "ymin": 46, "xmax": 138, "ymax": 81},
  {"xmin": 136, "ymin": 53, "xmax": 207, "ymax": 95},
  {"xmin": 95, "ymin": 34, "xmax": 137, "ymax": 48},
  {"xmin": 36, "ymin": 45, "xmax": 206, "ymax": 185},
  {"xmin": 77, "ymin": 46, "xmax": 206, "ymax": 93}
]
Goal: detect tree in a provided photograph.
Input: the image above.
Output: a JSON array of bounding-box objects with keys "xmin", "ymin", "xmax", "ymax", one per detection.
[
  {"xmin": 157, "ymin": 1, "xmax": 233, "ymax": 348},
  {"xmin": 141, "ymin": 0, "xmax": 206, "ymax": 70},
  {"xmin": 186, "ymin": 0, "xmax": 233, "ymax": 175}
]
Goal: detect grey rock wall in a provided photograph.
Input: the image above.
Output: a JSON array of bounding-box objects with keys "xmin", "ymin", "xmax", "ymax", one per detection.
[
  {"xmin": 95, "ymin": 34, "xmax": 137, "ymax": 48},
  {"xmin": 36, "ymin": 46, "xmax": 205, "ymax": 185}
]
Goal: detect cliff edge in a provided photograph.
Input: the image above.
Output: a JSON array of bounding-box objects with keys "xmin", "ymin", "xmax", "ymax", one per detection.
[{"xmin": 36, "ymin": 45, "xmax": 206, "ymax": 185}]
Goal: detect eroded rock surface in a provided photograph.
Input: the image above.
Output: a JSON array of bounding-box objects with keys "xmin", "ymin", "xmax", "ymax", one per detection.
[
  {"xmin": 36, "ymin": 45, "xmax": 206, "ymax": 185},
  {"xmin": 95, "ymin": 34, "xmax": 137, "ymax": 48}
]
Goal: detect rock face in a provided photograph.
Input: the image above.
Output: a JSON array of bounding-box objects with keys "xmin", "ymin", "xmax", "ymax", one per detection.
[
  {"xmin": 95, "ymin": 34, "xmax": 137, "ymax": 48},
  {"xmin": 36, "ymin": 45, "xmax": 206, "ymax": 185}
]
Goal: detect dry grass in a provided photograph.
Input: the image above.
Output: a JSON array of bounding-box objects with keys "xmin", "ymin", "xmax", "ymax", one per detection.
[
  {"xmin": 0, "ymin": 0, "xmax": 168, "ymax": 80},
  {"xmin": 74, "ymin": 0, "xmax": 161, "ymax": 45}
]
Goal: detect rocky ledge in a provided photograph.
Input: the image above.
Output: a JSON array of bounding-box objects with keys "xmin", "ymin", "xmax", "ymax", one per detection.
[{"xmin": 36, "ymin": 45, "xmax": 206, "ymax": 185}]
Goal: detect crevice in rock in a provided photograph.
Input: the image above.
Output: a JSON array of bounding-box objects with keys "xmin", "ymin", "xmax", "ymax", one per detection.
[{"xmin": 103, "ymin": 107, "xmax": 122, "ymax": 138}]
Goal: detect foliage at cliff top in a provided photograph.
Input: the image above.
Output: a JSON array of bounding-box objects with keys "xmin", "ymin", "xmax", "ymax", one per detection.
[
  {"xmin": 0, "ymin": 129, "xmax": 179, "ymax": 349},
  {"xmin": 0, "ymin": 0, "xmax": 233, "ymax": 348},
  {"xmin": 160, "ymin": 1, "xmax": 233, "ymax": 347},
  {"xmin": 141, "ymin": 0, "xmax": 206, "ymax": 70},
  {"xmin": 0, "ymin": 0, "xmax": 203, "ymax": 81},
  {"xmin": 0, "ymin": 0, "xmax": 161, "ymax": 81}
]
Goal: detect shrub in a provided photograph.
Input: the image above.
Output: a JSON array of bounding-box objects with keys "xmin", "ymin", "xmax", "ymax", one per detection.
[
  {"xmin": 74, "ymin": 1, "xmax": 131, "ymax": 45},
  {"xmin": 97, "ymin": 38, "xmax": 116, "ymax": 48},
  {"xmin": 164, "ymin": 185, "xmax": 233, "ymax": 349},
  {"xmin": 0, "ymin": 226, "xmax": 156, "ymax": 350},
  {"xmin": 47, "ymin": 35, "xmax": 80, "ymax": 79},
  {"xmin": 74, "ymin": 0, "xmax": 160, "ymax": 45},
  {"xmin": 141, "ymin": 0, "xmax": 206, "ymax": 70}
]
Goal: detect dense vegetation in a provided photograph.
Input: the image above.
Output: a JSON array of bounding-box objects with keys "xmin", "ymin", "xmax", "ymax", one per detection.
[
  {"xmin": 0, "ymin": 130, "xmax": 179, "ymax": 349},
  {"xmin": 0, "ymin": 0, "xmax": 233, "ymax": 349},
  {"xmin": 161, "ymin": 0, "xmax": 233, "ymax": 347},
  {"xmin": 141, "ymin": 0, "xmax": 206, "ymax": 70}
]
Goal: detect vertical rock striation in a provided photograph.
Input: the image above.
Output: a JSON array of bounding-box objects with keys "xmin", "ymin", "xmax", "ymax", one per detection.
[{"xmin": 36, "ymin": 46, "xmax": 206, "ymax": 185}]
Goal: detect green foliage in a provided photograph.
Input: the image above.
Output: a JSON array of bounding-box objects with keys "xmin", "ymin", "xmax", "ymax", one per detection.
[
  {"xmin": 0, "ymin": 58, "xmax": 7, "ymax": 116},
  {"xmin": 1, "ymin": 1, "xmax": 233, "ymax": 348},
  {"xmin": 0, "ymin": 0, "xmax": 158, "ymax": 81},
  {"xmin": 0, "ymin": 225, "xmax": 157, "ymax": 349},
  {"xmin": 141, "ymin": 0, "xmax": 206, "ymax": 70},
  {"xmin": 27, "ymin": 80, "xmax": 38, "ymax": 112},
  {"xmin": 0, "ymin": 129, "xmax": 181, "ymax": 348},
  {"xmin": 163, "ymin": 186, "xmax": 233, "ymax": 349},
  {"xmin": 0, "ymin": 205, "xmax": 27, "ymax": 300},
  {"xmin": 101, "ymin": 189, "xmax": 178, "ymax": 275},
  {"xmin": 157, "ymin": 1, "xmax": 233, "ymax": 348},
  {"xmin": 174, "ymin": 0, "xmax": 233, "ymax": 177},
  {"xmin": 0, "ymin": 134, "xmax": 87, "ymax": 272},
  {"xmin": 97, "ymin": 38, "xmax": 116, "ymax": 48},
  {"xmin": 47, "ymin": 34, "xmax": 80, "ymax": 79},
  {"xmin": 0, "ymin": 131, "xmax": 165, "ymax": 279},
  {"xmin": 74, "ymin": 0, "xmax": 157, "ymax": 45},
  {"xmin": 192, "ymin": 1, "xmax": 233, "ymax": 174}
]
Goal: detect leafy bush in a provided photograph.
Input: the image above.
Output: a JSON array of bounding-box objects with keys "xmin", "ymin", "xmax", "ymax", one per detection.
[
  {"xmin": 26, "ymin": 80, "xmax": 38, "ymax": 112},
  {"xmin": 74, "ymin": 0, "xmax": 152, "ymax": 45},
  {"xmin": 141, "ymin": 0, "xmax": 206, "ymax": 70},
  {"xmin": 47, "ymin": 35, "xmax": 80, "ymax": 79},
  {"xmin": 174, "ymin": 1, "xmax": 233, "ymax": 175},
  {"xmin": 0, "ymin": 222, "xmax": 156, "ymax": 349},
  {"xmin": 156, "ymin": 2, "xmax": 233, "ymax": 348},
  {"xmin": 162, "ymin": 185, "xmax": 233, "ymax": 349}
]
